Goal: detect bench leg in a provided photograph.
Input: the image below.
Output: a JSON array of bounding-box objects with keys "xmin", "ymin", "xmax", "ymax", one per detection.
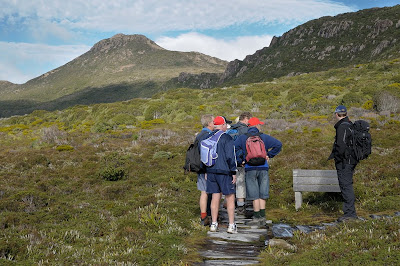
[{"xmin": 295, "ymin": 192, "xmax": 302, "ymax": 211}]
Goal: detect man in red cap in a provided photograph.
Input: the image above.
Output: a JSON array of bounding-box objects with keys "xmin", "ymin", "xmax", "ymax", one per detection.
[
  {"xmin": 204, "ymin": 116, "xmax": 238, "ymax": 233},
  {"xmin": 235, "ymin": 117, "xmax": 282, "ymax": 226}
]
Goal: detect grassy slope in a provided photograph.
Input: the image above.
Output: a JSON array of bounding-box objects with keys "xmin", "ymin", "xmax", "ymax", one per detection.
[{"xmin": 0, "ymin": 58, "xmax": 399, "ymax": 264}]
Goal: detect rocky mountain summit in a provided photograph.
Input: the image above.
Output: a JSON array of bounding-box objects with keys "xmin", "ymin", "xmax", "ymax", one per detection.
[
  {"xmin": 176, "ymin": 5, "xmax": 400, "ymax": 88},
  {"xmin": 0, "ymin": 34, "xmax": 227, "ymax": 117}
]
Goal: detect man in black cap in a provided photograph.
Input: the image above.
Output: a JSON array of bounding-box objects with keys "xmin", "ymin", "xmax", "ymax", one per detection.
[{"xmin": 328, "ymin": 105, "xmax": 359, "ymax": 222}]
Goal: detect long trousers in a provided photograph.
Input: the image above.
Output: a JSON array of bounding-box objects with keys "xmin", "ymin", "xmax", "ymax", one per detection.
[{"xmin": 335, "ymin": 161, "xmax": 357, "ymax": 217}]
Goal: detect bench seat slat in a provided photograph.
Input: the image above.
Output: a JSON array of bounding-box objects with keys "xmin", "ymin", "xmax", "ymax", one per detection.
[
  {"xmin": 293, "ymin": 177, "xmax": 339, "ymax": 186},
  {"xmin": 293, "ymin": 184, "xmax": 341, "ymax": 192},
  {"xmin": 293, "ymin": 169, "xmax": 337, "ymax": 178}
]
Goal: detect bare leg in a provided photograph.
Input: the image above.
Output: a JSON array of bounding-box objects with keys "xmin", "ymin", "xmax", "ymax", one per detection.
[
  {"xmin": 259, "ymin": 199, "xmax": 266, "ymax": 210},
  {"xmin": 253, "ymin": 199, "xmax": 261, "ymax": 212},
  {"xmin": 211, "ymin": 193, "xmax": 221, "ymax": 223},
  {"xmin": 199, "ymin": 191, "xmax": 208, "ymax": 213},
  {"xmin": 225, "ymin": 193, "xmax": 236, "ymax": 224}
]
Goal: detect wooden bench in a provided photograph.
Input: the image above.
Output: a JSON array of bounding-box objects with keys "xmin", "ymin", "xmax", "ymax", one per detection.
[{"xmin": 293, "ymin": 169, "xmax": 341, "ymax": 210}]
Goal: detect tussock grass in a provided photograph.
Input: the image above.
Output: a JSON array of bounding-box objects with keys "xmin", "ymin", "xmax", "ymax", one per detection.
[{"xmin": 1, "ymin": 58, "xmax": 400, "ymax": 264}]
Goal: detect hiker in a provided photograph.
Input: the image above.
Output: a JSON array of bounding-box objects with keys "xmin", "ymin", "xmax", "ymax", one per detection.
[
  {"xmin": 328, "ymin": 105, "xmax": 359, "ymax": 222},
  {"xmin": 204, "ymin": 116, "xmax": 238, "ymax": 233},
  {"xmin": 196, "ymin": 114, "xmax": 214, "ymax": 226},
  {"xmin": 228, "ymin": 112, "xmax": 252, "ymax": 215},
  {"xmin": 235, "ymin": 117, "xmax": 282, "ymax": 226}
]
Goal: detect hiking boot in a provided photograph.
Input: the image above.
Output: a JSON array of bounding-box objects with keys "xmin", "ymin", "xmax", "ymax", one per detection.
[
  {"xmin": 245, "ymin": 217, "xmax": 262, "ymax": 226},
  {"xmin": 258, "ymin": 217, "xmax": 266, "ymax": 226},
  {"xmin": 227, "ymin": 223, "xmax": 238, "ymax": 234},
  {"xmin": 337, "ymin": 216, "xmax": 358, "ymax": 223},
  {"xmin": 200, "ymin": 216, "xmax": 211, "ymax": 226},
  {"xmin": 210, "ymin": 222, "xmax": 218, "ymax": 232},
  {"xmin": 236, "ymin": 205, "xmax": 245, "ymax": 215}
]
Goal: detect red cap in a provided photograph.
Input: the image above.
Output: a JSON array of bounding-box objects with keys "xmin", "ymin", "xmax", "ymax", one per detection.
[
  {"xmin": 248, "ymin": 117, "xmax": 265, "ymax": 127},
  {"xmin": 213, "ymin": 116, "xmax": 227, "ymax": 125}
]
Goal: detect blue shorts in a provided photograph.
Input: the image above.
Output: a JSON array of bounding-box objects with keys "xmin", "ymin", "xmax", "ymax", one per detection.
[
  {"xmin": 246, "ymin": 170, "xmax": 269, "ymax": 200},
  {"xmin": 206, "ymin": 173, "xmax": 236, "ymax": 195},
  {"xmin": 197, "ymin": 173, "xmax": 207, "ymax": 191}
]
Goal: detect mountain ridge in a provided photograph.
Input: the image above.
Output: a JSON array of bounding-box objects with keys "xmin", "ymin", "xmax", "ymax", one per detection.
[
  {"xmin": 174, "ymin": 5, "xmax": 400, "ymax": 88},
  {"xmin": 2, "ymin": 5, "xmax": 400, "ymax": 117},
  {"xmin": 0, "ymin": 34, "xmax": 227, "ymax": 103}
]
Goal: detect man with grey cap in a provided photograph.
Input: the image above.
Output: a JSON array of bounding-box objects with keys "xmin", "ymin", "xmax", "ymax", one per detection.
[{"xmin": 328, "ymin": 105, "xmax": 359, "ymax": 222}]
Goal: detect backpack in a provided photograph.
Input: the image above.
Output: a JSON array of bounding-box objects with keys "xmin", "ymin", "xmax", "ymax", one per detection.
[
  {"xmin": 245, "ymin": 133, "xmax": 267, "ymax": 166},
  {"xmin": 226, "ymin": 128, "xmax": 239, "ymax": 141},
  {"xmin": 183, "ymin": 131, "xmax": 209, "ymax": 173},
  {"xmin": 348, "ymin": 120, "xmax": 372, "ymax": 161},
  {"xmin": 227, "ymin": 123, "xmax": 248, "ymax": 164},
  {"xmin": 226, "ymin": 123, "xmax": 247, "ymax": 141},
  {"xmin": 200, "ymin": 130, "xmax": 225, "ymax": 167}
]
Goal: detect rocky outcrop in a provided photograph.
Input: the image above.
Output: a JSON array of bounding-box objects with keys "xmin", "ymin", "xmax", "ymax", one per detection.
[
  {"xmin": 214, "ymin": 5, "xmax": 400, "ymax": 86},
  {"xmin": 90, "ymin": 34, "xmax": 164, "ymax": 54},
  {"xmin": 175, "ymin": 72, "xmax": 223, "ymax": 89}
]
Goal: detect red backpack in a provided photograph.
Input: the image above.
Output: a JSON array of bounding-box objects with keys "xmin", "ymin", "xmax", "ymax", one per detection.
[{"xmin": 245, "ymin": 133, "xmax": 267, "ymax": 166}]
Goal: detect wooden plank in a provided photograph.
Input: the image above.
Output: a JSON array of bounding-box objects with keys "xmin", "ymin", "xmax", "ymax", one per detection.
[
  {"xmin": 293, "ymin": 169, "xmax": 337, "ymax": 178},
  {"xmin": 293, "ymin": 184, "xmax": 341, "ymax": 192},
  {"xmin": 295, "ymin": 192, "xmax": 303, "ymax": 210},
  {"xmin": 293, "ymin": 177, "xmax": 339, "ymax": 186}
]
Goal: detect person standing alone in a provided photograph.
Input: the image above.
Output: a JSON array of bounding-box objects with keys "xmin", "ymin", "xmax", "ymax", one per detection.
[{"xmin": 328, "ymin": 105, "xmax": 359, "ymax": 222}]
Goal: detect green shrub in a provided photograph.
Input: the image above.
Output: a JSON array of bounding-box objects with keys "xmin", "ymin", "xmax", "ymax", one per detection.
[
  {"xmin": 98, "ymin": 165, "xmax": 127, "ymax": 181},
  {"xmin": 362, "ymin": 100, "xmax": 374, "ymax": 110},
  {"xmin": 312, "ymin": 128, "xmax": 322, "ymax": 136},
  {"xmin": 153, "ymin": 151, "xmax": 173, "ymax": 159},
  {"xmin": 56, "ymin": 145, "xmax": 74, "ymax": 152}
]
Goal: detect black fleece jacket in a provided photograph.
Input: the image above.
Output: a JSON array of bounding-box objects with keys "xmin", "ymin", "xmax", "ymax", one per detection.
[{"xmin": 329, "ymin": 116, "xmax": 358, "ymax": 164}]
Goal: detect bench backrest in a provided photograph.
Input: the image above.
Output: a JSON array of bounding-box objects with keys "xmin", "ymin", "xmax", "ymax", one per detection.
[{"xmin": 293, "ymin": 169, "xmax": 340, "ymax": 192}]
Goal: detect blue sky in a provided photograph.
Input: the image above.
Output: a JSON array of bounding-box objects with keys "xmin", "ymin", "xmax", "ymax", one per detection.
[{"xmin": 0, "ymin": 0, "xmax": 399, "ymax": 84}]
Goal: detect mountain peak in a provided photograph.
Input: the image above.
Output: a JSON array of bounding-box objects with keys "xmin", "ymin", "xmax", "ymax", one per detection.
[{"xmin": 90, "ymin": 33, "xmax": 164, "ymax": 53}]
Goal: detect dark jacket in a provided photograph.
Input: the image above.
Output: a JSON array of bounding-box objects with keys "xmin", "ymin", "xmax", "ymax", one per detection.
[
  {"xmin": 234, "ymin": 127, "xmax": 282, "ymax": 172},
  {"xmin": 329, "ymin": 116, "xmax": 357, "ymax": 164},
  {"xmin": 205, "ymin": 130, "xmax": 237, "ymax": 175},
  {"xmin": 230, "ymin": 121, "xmax": 249, "ymax": 135},
  {"xmin": 229, "ymin": 121, "xmax": 249, "ymax": 164}
]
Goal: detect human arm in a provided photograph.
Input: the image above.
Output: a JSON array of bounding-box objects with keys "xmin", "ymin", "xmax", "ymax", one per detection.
[{"xmin": 263, "ymin": 134, "xmax": 282, "ymax": 158}]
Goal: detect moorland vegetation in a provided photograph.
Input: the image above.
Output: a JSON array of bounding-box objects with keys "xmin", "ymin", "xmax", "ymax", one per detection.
[{"xmin": 1, "ymin": 57, "xmax": 400, "ymax": 264}]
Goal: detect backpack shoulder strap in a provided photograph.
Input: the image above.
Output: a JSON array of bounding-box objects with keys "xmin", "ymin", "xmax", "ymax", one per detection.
[
  {"xmin": 246, "ymin": 132, "xmax": 262, "ymax": 137},
  {"xmin": 214, "ymin": 130, "xmax": 225, "ymax": 140}
]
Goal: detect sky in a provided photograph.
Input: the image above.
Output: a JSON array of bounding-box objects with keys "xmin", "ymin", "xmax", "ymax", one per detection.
[{"xmin": 1, "ymin": 0, "xmax": 399, "ymax": 84}]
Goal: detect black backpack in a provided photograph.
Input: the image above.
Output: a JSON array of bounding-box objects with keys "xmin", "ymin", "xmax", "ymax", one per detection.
[
  {"xmin": 348, "ymin": 120, "xmax": 372, "ymax": 161},
  {"xmin": 183, "ymin": 131, "xmax": 209, "ymax": 173}
]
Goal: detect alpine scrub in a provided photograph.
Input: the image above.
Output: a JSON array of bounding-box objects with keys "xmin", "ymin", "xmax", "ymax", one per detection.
[{"xmin": 0, "ymin": 57, "xmax": 399, "ymax": 264}]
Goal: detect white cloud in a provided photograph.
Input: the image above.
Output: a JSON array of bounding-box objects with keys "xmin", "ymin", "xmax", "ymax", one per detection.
[
  {"xmin": 0, "ymin": 0, "xmax": 357, "ymax": 83},
  {"xmin": 1, "ymin": 0, "xmax": 354, "ymax": 34},
  {"xmin": 0, "ymin": 42, "xmax": 90, "ymax": 84},
  {"xmin": 156, "ymin": 33, "xmax": 273, "ymax": 61}
]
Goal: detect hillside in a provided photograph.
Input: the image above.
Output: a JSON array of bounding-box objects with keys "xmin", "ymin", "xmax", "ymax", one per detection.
[
  {"xmin": 0, "ymin": 55, "xmax": 399, "ymax": 264},
  {"xmin": 0, "ymin": 34, "xmax": 227, "ymax": 117},
  {"xmin": 175, "ymin": 5, "xmax": 400, "ymax": 88}
]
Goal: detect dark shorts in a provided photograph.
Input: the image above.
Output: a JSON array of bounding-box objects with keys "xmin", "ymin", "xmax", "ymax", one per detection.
[{"xmin": 206, "ymin": 173, "xmax": 236, "ymax": 195}]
